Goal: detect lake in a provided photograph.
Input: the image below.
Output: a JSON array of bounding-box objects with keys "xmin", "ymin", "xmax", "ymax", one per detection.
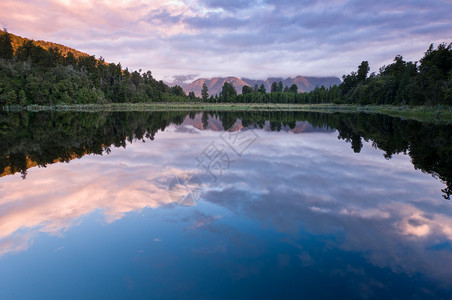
[{"xmin": 0, "ymin": 111, "xmax": 451, "ymax": 299}]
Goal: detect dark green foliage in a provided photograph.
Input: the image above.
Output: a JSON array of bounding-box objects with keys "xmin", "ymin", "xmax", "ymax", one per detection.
[
  {"xmin": 201, "ymin": 83, "xmax": 209, "ymax": 101},
  {"xmin": 277, "ymin": 81, "xmax": 283, "ymax": 92},
  {"xmin": 0, "ymin": 32, "xmax": 189, "ymax": 105},
  {"xmin": 170, "ymin": 85, "xmax": 185, "ymax": 97},
  {"xmin": 219, "ymin": 82, "xmax": 237, "ymax": 102},
  {"xmin": 338, "ymin": 43, "xmax": 452, "ymax": 105},
  {"xmin": 0, "ymin": 35, "xmax": 450, "ymax": 106},
  {"xmin": 271, "ymin": 82, "xmax": 278, "ymax": 93},
  {"xmin": 289, "ymin": 84, "xmax": 298, "ymax": 93},
  {"xmin": 242, "ymin": 85, "xmax": 253, "ymax": 95},
  {"xmin": 416, "ymin": 43, "xmax": 452, "ymax": 105},
  {"xmin": 229, "ymin": 84, "xmax": 340, "ymax": 104},
  {"xmin": 270, "ymin": 81, "xmax": 284, "ymax": 93},
  {"xmin": 0, "ymin": 29, "xmax": 14, "ymax": 60},
  {"xmin": 357, "ymin": 61, "xmax": 369, "ymax": 82}
]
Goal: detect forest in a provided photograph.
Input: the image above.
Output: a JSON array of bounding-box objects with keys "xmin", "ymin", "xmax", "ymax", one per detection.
[
  {"xmin": 0, "ymin": 30, "xmax": 191, "ymax": 106},
  {"xmin": 0, "ymin": 29, "xmax": 451, "ymax": 106}
]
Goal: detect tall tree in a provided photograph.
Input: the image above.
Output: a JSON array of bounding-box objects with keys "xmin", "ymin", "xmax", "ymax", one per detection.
[
  {"xmin": 259, "ymin": 83, "xmax": 267, "ymax": 93},
  {"xmin": 278, "ymin": 81, "xmax": 284, "ymax": 92},
  {"xmin": 418, "ymin": 43, "xmax": 452, "ymax": 104},
  {"xmin": 242, "ymin": 85, "xmax": 253, "ymax": 95},
  {"xmin": 171, "ymin": 85, "xmax": 185, "ymax": 96},
  {"xmin": 357, "ymin": 61, "xmax": 370, "ymax": 82},
  {"xmin": 271, "ymin": 82, "xmax": 278, "ymax": 93},
  {"xmin": 289, "ymin": 84, "xmax": 298, "ymax": 93},
  {"xmin": 201, "ymin": 83, "xmax": 209, "ymax": 101},
  {"xmin": 219, "ymin": 82, "xmax": 237, "ymax": 102},
  {"xmin": 0, "ymin": 29, "xmax": 14, "ymax": 60}
]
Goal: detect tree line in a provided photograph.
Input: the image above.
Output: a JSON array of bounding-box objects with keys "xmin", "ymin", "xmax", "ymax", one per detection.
[
  {"xmin": 0, "ymin": 29, "xmax": 191, "ymax": 106},
  {"xmin": 0, "ymin": 29, "xmax": 450, "ymax": 106},
  {"xmin": 199, "ymin": 42, "xmax": 451, "ymax": 105},
  {"xmin": 200, "ymin": 80, "xmax": 342, "ymax": 104},
  {"xmin": 203, "ymin": 43, "xmax": 452, "ymax": 105},
  {"xmin": 339, "ymin": 44, "xmax": 451, "ymax": 105}
]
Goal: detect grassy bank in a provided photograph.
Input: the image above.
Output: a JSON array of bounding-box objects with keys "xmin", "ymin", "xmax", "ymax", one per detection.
[
  {"xmin": 355, "ymin": 105, "xmax": 452, "ymax": 124},
  {"xmin": 2, "ymin": 103, "xmax": 452, "ymax": 123}
]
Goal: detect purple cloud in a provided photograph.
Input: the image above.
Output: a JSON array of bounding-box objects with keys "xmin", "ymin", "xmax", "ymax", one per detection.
[{"xmin": 0, "ymin": 0, "xmax": 450, "ymax": 81}]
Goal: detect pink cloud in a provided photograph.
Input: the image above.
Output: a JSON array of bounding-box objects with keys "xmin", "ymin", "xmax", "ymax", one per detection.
[
  {"xmin": 0, "ymin": 126, "xmax": 217, "ymax": 257},
  {"xmin": 1, "ymin": 0, "xmax": 450, "ymax": 81}
]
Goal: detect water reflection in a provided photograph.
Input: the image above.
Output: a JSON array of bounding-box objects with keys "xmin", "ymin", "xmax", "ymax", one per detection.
[
  {"xmin": 0, "ymin": 111, "xmax": 451, "ymax": 298},
  {"xmin": 1, "ymin": 111, "xmax": 450, "ymax": 199}
]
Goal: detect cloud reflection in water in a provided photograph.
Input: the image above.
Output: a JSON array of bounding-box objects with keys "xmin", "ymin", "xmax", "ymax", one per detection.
[{"xmin": 0, "ymin": 121, "xmax": 451, "ymax": 292}]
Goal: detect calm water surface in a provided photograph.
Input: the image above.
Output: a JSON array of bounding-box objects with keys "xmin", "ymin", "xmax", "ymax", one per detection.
[{"xmin": 0, "ymin": 111, "xmax": 451, "ymax": 299}]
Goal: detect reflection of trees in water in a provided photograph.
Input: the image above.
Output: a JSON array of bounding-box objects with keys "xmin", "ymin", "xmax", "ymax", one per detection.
[
  {"xmin": 236, "ymin": 111, "xmax": 452, "ymax": 200},
  {"xmin": 209, "ymin": 111, "xmax": 452, "ymax": 200},
  {"xmin": 1, "ymin": 111, "xmax": 451, "ymax": 199},
  {"xmin": 332, "ymin": 113, "xmax": 452, "ymax": 200},
  {"xmin": 0, "ymin": 111, "xmax": 188, "ymax": 178}
]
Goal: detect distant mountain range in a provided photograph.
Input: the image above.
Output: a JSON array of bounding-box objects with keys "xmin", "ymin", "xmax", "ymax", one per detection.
[{"xmin": 176, "ymin": 76, "xmax": 341, "ymax": 97}]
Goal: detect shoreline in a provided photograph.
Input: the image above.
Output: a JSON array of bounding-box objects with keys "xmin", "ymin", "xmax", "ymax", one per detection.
[{"xmin": 2, "ymin": 103, "xmax": 452, "ymax": 123}]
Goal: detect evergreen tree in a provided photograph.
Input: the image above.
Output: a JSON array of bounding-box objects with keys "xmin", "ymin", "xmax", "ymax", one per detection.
[
  {"xmin": 201, "ymin": 83, "xmax": 209, "ymax": 101},
  {"xmin": 242, "ymin": 85, "xmax": 253, "ymax": 95},
  {"xmin": 357, "ymin": 61, "xmax": 370, "ymax": 82},
  {"xmin": 289, "ymin": 84, "xmax": 298, "ymax": 93},
  {"xmin": 219, "ymin": 82, "xmax": 237, "ymax": 102},
  {"xmin": 0, "ymin": 29, "xmax": 14, "ymax": 60},
  {"xmin": 271, "ymin": 82, "xmax": 278, "ymax": 93}
]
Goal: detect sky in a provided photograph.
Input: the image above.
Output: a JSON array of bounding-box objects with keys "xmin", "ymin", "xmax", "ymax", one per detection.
[{"xmin": 1, "ymin": 0, "xmax": 451, "ymax": 83}]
